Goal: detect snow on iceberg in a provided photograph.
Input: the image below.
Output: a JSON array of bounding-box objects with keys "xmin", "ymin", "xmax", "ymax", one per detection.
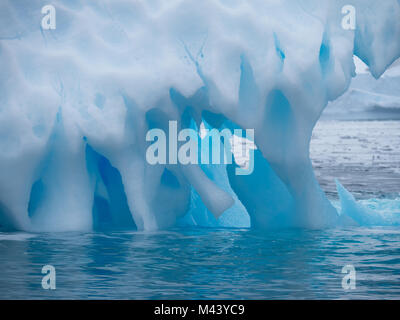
[{"xmin": 0, "ymin": 0, "xmax": 399, "ymax": 231}]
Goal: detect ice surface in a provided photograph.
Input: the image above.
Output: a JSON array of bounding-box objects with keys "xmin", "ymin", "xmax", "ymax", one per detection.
[{"xmin": 0, "ymin": 0, "xmax": 399, "ymax": 231}]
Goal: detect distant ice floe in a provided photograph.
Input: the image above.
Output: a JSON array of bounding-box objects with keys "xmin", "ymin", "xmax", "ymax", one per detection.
[{"xmin": 323, "ymin": 57, "xmax": 400, "ymax": 120}]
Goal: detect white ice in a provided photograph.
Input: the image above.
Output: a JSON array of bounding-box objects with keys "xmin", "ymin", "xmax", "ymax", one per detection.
[{"xmin": 0, "ymin": 0, "xmax": 399, "ymax": 231}]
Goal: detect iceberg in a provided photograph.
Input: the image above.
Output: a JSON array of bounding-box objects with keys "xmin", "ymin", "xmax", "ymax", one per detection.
[
  {"xmin": 0, "ymin": 0, "xmax": 399, "ymax": 231},
  {"xmin": 336, "ymin": 180, "xmax": 400, "ymax": 226}
]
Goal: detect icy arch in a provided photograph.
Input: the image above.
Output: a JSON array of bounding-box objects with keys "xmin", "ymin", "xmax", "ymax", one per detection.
[{"xmin": 0, "ymin": 0, "xmax": 399, "ymax": 231}]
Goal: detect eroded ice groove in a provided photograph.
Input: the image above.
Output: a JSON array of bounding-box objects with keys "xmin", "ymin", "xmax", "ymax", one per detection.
[{"xmin": 0, "ymin": 0, "xmax": 399, "ymax": 231}]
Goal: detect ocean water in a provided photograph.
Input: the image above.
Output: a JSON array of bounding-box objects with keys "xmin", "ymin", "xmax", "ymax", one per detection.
[
  {"xmin": 0, "ymin": 227, "xmax": 400, "ymax": 299},
  {"xmin": 311, "ymin": 120, "xmax": 400, "ymax": 199},
  {"xmin": 0, "ymin": 228, "xmax": 400, "ymax": 299},
  {"xmin": 0, "ymin": 120, "xmax": 399, "ymax": 299}
]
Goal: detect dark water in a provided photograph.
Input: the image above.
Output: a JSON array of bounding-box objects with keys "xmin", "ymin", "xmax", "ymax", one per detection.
[{"xmin": 0, "ymin": 227, "xmax": 399, "ymax": 299}]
